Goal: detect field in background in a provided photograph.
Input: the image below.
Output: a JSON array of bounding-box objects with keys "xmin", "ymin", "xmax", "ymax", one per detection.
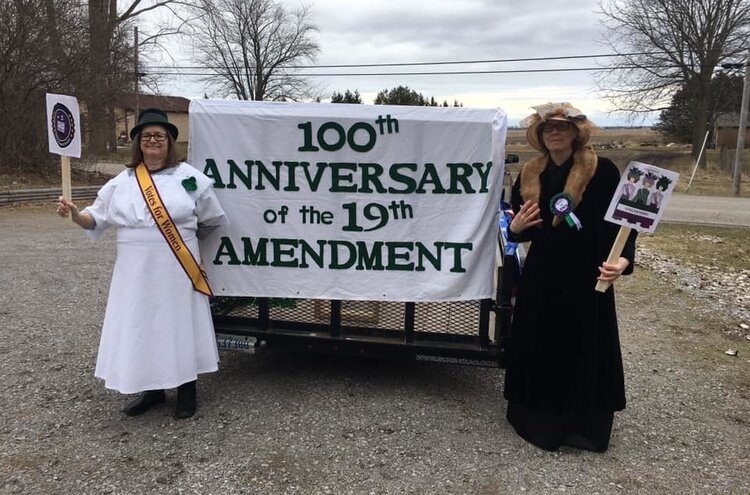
[
  {"xmin": 506, "ymin": 127, "xmax": 750, "ymax": 198},
  {"xmin": 3, "ymin": 129, "xmax": 748, "ymax": 197}
]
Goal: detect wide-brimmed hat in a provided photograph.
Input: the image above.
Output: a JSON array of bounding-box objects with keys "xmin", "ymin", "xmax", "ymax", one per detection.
[
  {"xmin": 521, "ymin": 102, "xmax": 594, "ymax": 153},
  {"xmin": 129, "ymin": 108, "xmax": 178, "ymax": 140}
]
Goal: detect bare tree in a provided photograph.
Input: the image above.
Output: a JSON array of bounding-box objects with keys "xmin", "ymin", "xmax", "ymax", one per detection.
[
  {"xmin": 1, "ymin": 0, "xmax": 186, "ymax": 171},
  {"xmin": 84, "ymin": 0, "xmax": 187, "ymax": 155},
  {"xmin": 188, "ymin": 0, "xmax": 320, "ymax": 101},
  {"xmin": 1, "ymin": 0, "xmax": 86, "ymax": 173},
  {"xmin": 597, "ymin": 0, "xmax": 750, "ymax": 162}
]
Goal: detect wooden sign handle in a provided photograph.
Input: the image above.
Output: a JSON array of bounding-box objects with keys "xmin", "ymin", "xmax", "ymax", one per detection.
[
  {"xmin": 61, "ymin": 155, "xmax": 73, "ymax": 222},
  {"xmin": 595, "ymin": 226, "xmax": 632, "ymax": 293},
  {"xmin": 61, "ymin": 155, "xmax": 72, "ymax": 200}
]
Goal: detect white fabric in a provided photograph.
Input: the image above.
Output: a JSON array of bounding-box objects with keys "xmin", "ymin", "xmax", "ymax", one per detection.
[
  {"xmin": 83, "ymin": 162, "xmax": 228, "ymax": 393},
  {"xmin": 190, "ymin": 100, "xmax": 507, "ymax": 301}
]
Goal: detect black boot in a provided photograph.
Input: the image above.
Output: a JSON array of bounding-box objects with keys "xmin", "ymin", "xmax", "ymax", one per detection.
[
  {"xmin": 175, "ymin": 380, "xmax": 197, "ymax": 419},
  {"xmin": 123, "ymin": 390, "xmax": 166, "ymax": 416}
]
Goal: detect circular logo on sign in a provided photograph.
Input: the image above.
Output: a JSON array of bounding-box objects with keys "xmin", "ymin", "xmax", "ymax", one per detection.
[{"xmin": 51, "ymin": 103, "xmax": 75, "ymax": 148}]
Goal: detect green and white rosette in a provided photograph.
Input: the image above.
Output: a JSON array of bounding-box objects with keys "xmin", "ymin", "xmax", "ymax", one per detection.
[{"xmin": 550, "ymin": 192, "xmax": 582, "ymax": 230}]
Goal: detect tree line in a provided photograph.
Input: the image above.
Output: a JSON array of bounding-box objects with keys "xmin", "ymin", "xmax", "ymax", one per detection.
[{"xmin": 331, "ymin": 87, "xmax": 463, "ymax": 107}]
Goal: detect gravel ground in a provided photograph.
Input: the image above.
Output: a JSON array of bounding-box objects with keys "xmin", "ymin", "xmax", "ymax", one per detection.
[{"xmin": 0, "ymin": 204, "xmax": 748, "ymax": 495}]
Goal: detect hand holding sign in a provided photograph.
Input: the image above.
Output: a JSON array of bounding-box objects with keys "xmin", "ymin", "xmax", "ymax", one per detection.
[{"xmin": 595, "ymin": 161, "xmax": 679, "ymax": 292}]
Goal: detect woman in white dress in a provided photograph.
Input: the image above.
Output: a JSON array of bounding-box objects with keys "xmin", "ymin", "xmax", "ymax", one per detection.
[{"xmin": 56, "ymin": 108, "xmax": 228, "ymax": 419}]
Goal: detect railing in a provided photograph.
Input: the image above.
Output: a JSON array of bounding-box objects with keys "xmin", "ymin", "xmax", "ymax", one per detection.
[{"xmin": 0, "ymin": 186, "xmax": 100, "ymax": 206}]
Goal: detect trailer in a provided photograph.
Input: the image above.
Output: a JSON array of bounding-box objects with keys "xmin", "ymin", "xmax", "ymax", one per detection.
[{"xmin": 190, "ymin": 100, "xmax": 514, "ymax": 367}]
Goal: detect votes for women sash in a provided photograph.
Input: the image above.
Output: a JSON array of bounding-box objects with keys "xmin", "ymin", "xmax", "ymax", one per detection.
[{"xmin": 134, "ymin": 163, "xmax": 213, "ymax": 296}]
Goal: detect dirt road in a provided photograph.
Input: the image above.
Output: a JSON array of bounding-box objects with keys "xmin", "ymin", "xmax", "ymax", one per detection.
[{"xmin": 0, "ymin": 205, "xmax": 748, "ymax": 495}]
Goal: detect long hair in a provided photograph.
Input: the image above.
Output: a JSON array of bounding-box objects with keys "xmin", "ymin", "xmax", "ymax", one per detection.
[{"xmin": 128, "ymin": 126, "xmax": 178, "ymax": 168}]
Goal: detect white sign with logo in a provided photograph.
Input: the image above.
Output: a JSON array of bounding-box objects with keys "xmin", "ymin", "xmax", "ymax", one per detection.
[
  {"xmin": 190, "ymin": 100, "xmax": 507, "ymax": 301},
  {"xmin": 46, "ymin": 93, "xmax": 81, "ymax": 158}
]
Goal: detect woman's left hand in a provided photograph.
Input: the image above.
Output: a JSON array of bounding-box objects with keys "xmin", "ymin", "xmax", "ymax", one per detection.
[{"xmin": 597, "ymin": 257, "xmax": 629, "ymax": 282}]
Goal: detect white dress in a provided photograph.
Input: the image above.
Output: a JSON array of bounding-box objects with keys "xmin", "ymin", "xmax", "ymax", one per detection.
[{"xmin": 83, "ymin": 162, "xmax": 228, "ymax": 394}]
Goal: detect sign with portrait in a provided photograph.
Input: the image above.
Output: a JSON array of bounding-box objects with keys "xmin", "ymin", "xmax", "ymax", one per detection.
[
  {"xmin": 189, "ymin": 100, "xmax": 507, "ymax": 301},
  {"xmin": 604, "ymin": 161, "xmax": 680, "ymax": 233}
]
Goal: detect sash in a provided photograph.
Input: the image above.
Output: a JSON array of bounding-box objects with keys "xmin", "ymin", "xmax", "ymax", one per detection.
[{"xmin": 134, "ymin": 163, "xmax": 213, "ymax": 296}]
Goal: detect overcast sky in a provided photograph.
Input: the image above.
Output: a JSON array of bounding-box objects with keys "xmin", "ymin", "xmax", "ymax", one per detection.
[{"xmin": 154, "ymin": 0, "xmax": 654, "ymax": 126}]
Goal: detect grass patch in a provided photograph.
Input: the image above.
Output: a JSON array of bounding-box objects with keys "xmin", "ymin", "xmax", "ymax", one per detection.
[
  {"xmin": 640, "ymin": 223, "xmax": 750, "ymax": 272},
  {"xmin": 506, "ymin": 128, "xmax": 750, "ymax": 198}
]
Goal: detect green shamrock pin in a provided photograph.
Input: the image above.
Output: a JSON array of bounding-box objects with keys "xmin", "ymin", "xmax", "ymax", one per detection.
[{"xmin": 181, "ymin": 176, "xmax": 197, "ymax": 192}]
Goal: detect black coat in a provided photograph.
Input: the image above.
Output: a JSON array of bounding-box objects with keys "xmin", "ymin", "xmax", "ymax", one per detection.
[{"xmin": 503, "ymin": 155, "xmax": 637, "ymax": 413}]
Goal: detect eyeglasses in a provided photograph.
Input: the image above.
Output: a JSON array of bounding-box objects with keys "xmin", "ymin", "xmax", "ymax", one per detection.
[
  {"xmin": 140, "ymin": 132, "xmax": 168, "ymax": 142},
  {"xmin": 542, "ymin": 121, "xmax": 573, "ymax": 133}
]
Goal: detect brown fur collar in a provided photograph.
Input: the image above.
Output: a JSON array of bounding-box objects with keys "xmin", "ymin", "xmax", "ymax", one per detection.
[{"xmin": 520, "ymin": 146, "xmax": 598, "ymax": 227}]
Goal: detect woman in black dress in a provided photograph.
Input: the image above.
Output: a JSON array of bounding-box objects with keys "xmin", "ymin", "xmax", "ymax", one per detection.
[{"xmin": 503, "ymin": 102, "xmax": 637, "ymax": 452}]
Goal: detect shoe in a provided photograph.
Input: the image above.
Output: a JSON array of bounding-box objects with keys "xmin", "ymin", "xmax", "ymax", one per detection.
[
  {"xmin": 123, "ymin": 390, "xmax": 166, "ymax": 416},
  {"xmin": 175, "ymin": 380, "xmax": 196, "ymax": 419}
]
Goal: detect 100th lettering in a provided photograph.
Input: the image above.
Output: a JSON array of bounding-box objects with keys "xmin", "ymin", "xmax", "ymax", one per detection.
[{"xmin": 297, "ymin": 115, "xmax": 399, "ymax": 153}]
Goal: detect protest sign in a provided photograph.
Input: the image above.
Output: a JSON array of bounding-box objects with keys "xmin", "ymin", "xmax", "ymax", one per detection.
[
  {"xmin": 46, "ymin": 94, "xmax": 81, "ymax": 201},
  {"xmin": 596, "ymin": 161, "xmax": 680, "ymax": 292},
  {"xmin": 604, "ymin": 161, "xmax": 680, "ymax": 233},
  {"xmin": 190, "ymin": 100, "xmax": 507, "ymax": 301}
]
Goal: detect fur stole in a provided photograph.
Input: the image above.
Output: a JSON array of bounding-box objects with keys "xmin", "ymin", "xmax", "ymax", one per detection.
[{"xmin": 519, "ymin": 146, "xmax": 598, "ymax": 227}]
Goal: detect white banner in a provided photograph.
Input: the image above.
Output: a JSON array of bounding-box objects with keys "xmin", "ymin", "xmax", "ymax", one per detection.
[
  {"xmin": 46, "ymin": 93, "xmax": 81, "ymax": 158},
  {"xmin": 190, "ymin": 100, "xmax": 507, "ymax": 301}
]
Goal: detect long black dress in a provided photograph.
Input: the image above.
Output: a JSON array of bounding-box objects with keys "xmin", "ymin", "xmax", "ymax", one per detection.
[{"xmin": 503, "ymin": 154, "xmax": 637, "ymax": 452}]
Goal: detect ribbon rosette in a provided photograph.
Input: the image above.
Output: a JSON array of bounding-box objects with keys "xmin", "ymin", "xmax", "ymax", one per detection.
[
  {"xmin": 182, "ymin": 176, "xmax": 197, "ymax": 192},
  {"xmin": 549, "ymin": 192, "xmax": 582, "ymax": 230}
]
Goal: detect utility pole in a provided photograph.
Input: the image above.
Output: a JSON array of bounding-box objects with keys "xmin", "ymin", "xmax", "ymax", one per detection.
[
  {"xmin": 732, "ymin": 46, "xmax": 750, "ymax": 196},
  {"xmin": 134, "ymin": 26, "xmax": 140, "ymax": 129}
]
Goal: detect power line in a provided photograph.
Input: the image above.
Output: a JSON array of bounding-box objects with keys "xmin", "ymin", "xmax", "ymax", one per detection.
[
  {"xmin": 147, "ymin": 51, "xmax": 659, "ymax": 70},
  {"xmin": 145, "ymin": 65, "xmax": 686, "ymax": 78}
]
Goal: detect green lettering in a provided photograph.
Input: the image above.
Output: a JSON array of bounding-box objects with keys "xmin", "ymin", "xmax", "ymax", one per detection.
[
  {"xmin": 213, "ymin": 236, "xmax": 240, "ymax": 265},
  {"xmin": 328, "ymin": 240, "xmax": 357, "ymax": 269},
  {"xmin": 443, "ymin": 242, "xmax": 472, "ymax": 272},
  {"xmin": 203, "ymin": 159, "xmax": 225, "ymax": 189},
  {"xmin": 282, "ymin": 162, "xmax": 303, "ymax": 191},
  {"xmin": 301, "ymin": 162, "xmax": 328, "ymax": 191},
  {"xmin": 355, "ymin": 241, "xmax": 385, "ymax": 270},
  {"xmin": 298, "ymin": 239, "xmax": 327, "ymax": 268},
  {"xmin": 226, "ymin": 160, "xmax": 252, "ymax": 189},
  {"xmin": 358, "ymin": 163, "xmax": 387, "ymax": 193},
  {"xmin": 254, "ymin": 160, "xmax": 281, "ymax": 191},
  {"xmin": 386, "ymin": 242, "xmax": 414, "ymax": 270},
  {"xmin": 388, "ymin": 163, "xmax": 417, "ymax": 193},
  {"xmin": 241, "ymin": 237, "xmax": 269, "ymax": 266},
  {"xmin": 416, "ymin": 242, "xmax": 442, "ymax": 271},
  {"xmin": 271, "ymin": 238, "xmax": 299, "ymax": 267},
  {"xmin": 473, "ymin": 162, "xmax": 493, "ymax": 193},
  {"xmin": 415, "ymin": 163, "xmax": 446, "ymax": 194},
  {"xmin": 446, "ymin": 163, "xmax": 475, "ymax": 194},
  {"xmin": 329, "ymin": 162, "xmax": 358, "ymax": 192}
]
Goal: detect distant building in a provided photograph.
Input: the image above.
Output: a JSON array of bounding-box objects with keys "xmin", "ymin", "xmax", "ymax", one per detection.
[
  {"xmin": 714, "ymin": 113, "xmax": 750, "ymax": 149},
  {"xmin": 114, "ymin": 94, "xmax": 190, "ymax": 143}
]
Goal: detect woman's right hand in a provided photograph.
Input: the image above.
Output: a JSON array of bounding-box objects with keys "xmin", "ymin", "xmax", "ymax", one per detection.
[
  {"xmin": 509, "ymin": 200, "xmax": 543, "ymax": 234},
  {"xmin": 56, "ymin": 196, "xmax": 95, "ymax": 229},
  {"xmin": 56, "ymin": 196, "xmax": 79, "ymax": 219}
]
